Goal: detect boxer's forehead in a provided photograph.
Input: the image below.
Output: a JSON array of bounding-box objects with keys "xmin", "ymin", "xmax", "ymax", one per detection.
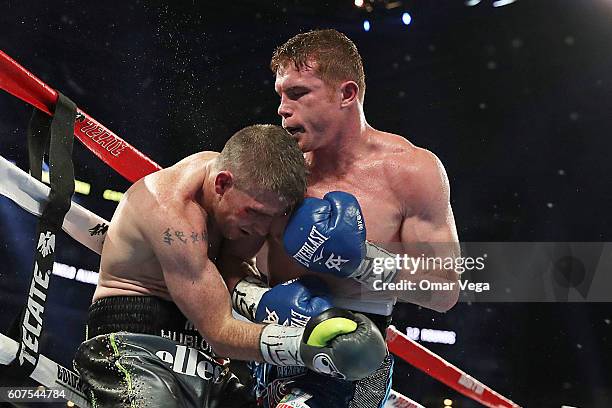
[
  {"xmin": 274, "ymin": 63, "xmax": 323, "ymax": 94},
  {"xmin": 246, "ymin": 189, "xmax": 289, "ymax": 216}
]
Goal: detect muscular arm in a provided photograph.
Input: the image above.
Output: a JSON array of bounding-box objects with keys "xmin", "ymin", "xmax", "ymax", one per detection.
[
  {"xmin": 394, "ymin": 149, "xmax": 460, "ymax": 311},
  {"xmin": 146, "ymin": 206, "xmax": 266, "ymax": 361},
  {"xmin": 217, "ymin": 235, "xmax": 267, "ymax": 292},
  {"xmin": 358, "ymin": 150, "xmax": 460, "ymax": 311}
]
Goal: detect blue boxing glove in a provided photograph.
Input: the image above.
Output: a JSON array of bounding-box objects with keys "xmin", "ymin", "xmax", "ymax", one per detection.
[
  {"xmin": 283, "ymin": 191, "xmax": 366, "ymax": 278},
  {"xmin": 231, "ymin": 275, "xmax": 334, "ymax": 327}
]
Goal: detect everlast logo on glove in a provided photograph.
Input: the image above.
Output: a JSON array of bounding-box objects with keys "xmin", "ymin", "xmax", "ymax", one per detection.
[
  {"xmin": 155, "ymin": 345, "xmax": 224, "ymax": 382},
  {"xmin": 291, "ymin": 226, "xmax": 329, "ymax": 268},
  {"xmin": 284, "ymin": 192, "xmax": 367, "ymax": 278}
]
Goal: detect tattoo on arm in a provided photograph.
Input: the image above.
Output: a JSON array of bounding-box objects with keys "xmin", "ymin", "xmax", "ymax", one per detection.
[{"xmin": 162, "ymin": 227, "xmax": 208, "ymax": 246}]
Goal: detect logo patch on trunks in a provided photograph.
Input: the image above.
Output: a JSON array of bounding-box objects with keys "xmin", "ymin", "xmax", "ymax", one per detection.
[{"xmin": 155, "ymin": 345, "xmax": 224, "ymax": 382}]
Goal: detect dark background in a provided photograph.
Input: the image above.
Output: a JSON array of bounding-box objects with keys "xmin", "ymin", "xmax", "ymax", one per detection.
[{"xmin": 1, "ymin": 0, "xmax": 611, "ymax": 406}]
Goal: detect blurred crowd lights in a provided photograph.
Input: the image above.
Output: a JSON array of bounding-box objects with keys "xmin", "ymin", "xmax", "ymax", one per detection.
[
  {"xmin": 406, "ymin": 326, "xmax": 457, "ymax": 345},
  {"xmin": 53, "ymin": 261, "xmax": 99, "ymax": 285},
  {"xmin": 361, "ymin": 12, "xmax": 411, "ymax": 32},
  {"xmin": 465, "ymin": 0, "xmax": 518, "ymax": 6},
  {"xmin": 492, "ymin": 0, "xmax": 517, "ymax": 6},
  {"xmin": 39, "ymin": 168, "xmax": 124, "ymax": 202},
  {"xmin": 401, "ymin": 12, "xmax": 412, "ymax": 25},
  {"xmin": 42, "ymin": 170, "xmax": 91, "ymax": 195},
  {"xmin": 103, "ymin": 189, "xmax": 124, "ymax": 202},
  {"xmin": 353, "ymin": 0, "xmax": 411, "ymax": 32},
  {"xmin": 356, "ymin": 0, "xmax": 519, "ymax": 32},
  {"xmin": 356, "ymin": 0, "xmax": 518, "ymax": 33},
  {"xmin": 354, "ymin": 0, "xmax": 403, "ymax": 10}
]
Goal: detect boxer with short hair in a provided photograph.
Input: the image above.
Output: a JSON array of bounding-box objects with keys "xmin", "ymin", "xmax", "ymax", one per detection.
[
  {"xmin": 73, "ymin": 124, "xmax": 387, "ymax": 408},
  {"xmin": 225, "ymin": 30, "xmax": 461, "ymax": 408}
]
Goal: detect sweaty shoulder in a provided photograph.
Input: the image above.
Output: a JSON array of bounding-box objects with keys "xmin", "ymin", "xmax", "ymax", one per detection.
[
  {"xmin": 126, "ymin": 151, "xmax": 216, "ymax": 234},
  {"xmin": 370, "ymin": 130, "xmax": 450, "ymax": 217},
  {"xmin": 143, "ymin": 151, "xmax": 217, "ymax": 203}
]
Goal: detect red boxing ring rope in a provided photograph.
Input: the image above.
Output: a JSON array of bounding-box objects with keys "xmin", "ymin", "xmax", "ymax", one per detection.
[
  {"xmin": 0, "ymin": 50, "xmax": 161, "ymax": 182},
  {"xmin": 386, "ymin": 327, "xmax": 520, "ymax": 408}
]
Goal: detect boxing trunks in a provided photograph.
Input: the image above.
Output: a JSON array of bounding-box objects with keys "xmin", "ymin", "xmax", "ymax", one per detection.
[
  {"xmin": 253, "ymin": 313, "xmax": 393, "ymax": 408},
  {"xmin": 73, "ymin": 296, "xmax": 255, "ymax": 408}
]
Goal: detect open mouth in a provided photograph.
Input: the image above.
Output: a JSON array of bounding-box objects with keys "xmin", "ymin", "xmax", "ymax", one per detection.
[{"xmin": 285, "ymin": 126, "xmax": 304, "ymax": 136}]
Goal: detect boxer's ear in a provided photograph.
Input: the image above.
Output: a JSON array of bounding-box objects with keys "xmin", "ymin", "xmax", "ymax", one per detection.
[
  {"xmin": 214, "ymin": 171, "xmax": 234, "ymax": 195},
  {"xmin": 340, "ymin": 81, "xmax": 359, "ymax": 108}
]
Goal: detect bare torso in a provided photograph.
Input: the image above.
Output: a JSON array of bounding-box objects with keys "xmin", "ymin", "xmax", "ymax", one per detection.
[
  {"xmin": 94, "ymin": 152, "xmax": 222, "ymax": 302},
  {"xmin": 263, "ymin": 129, "xmax": 425, "ymax": 306}
]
